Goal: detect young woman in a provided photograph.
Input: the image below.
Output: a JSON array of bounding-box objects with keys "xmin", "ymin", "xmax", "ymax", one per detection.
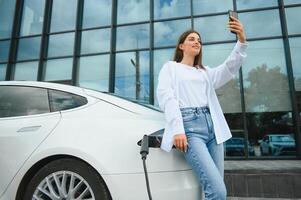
[{"xmin": 156, "ymin": 16, "xmax": 247, "ymax": 200}]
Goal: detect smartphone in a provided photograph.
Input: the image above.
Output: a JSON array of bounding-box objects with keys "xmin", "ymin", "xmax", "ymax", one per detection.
[{"xmin": 228, "ymin": 10, "xmax": 238, "ymax": 34}]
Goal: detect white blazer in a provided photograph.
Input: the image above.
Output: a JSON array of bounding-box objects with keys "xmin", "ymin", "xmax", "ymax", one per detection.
[{"xmin": 157, "ymin": 41, "xmax": 248, "ymax": 152}]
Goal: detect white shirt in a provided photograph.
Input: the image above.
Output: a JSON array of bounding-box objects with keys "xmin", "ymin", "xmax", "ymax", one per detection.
[
  {"xmin": 157, "ymin": 41, "xmax": 248, "ymax": 152},
  {"xmin": 174, "ymin": 62, "xmax": 208, "ymax": 108}
]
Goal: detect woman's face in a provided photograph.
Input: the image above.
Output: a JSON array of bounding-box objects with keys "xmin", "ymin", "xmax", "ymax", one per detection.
[{"xmin": 179, "ymin": 32, "xmax": 201, "ymax": 56}]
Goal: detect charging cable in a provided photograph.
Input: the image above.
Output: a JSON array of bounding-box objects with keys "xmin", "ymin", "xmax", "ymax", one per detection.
[{"xmin": 140, "ymin": 135, "xmax": 152, "ymax": 200}]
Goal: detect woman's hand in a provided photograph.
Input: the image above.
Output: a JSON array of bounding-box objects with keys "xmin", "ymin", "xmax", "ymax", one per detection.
[
  {"xmin": 173, "ymin": 133, "xmax": 188, "ymax": 152},
  {"xmin": 228, "ymin": 16, "xmax": 247, "ymax": 43}
]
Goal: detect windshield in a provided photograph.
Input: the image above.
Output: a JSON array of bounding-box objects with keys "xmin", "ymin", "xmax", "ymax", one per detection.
[{"xmin": 271, "ymin": 135, "xmax": 294, "ymax": 142}]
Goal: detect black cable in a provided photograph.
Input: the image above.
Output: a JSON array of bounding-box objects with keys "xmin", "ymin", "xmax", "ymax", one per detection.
[
  {"xmin": 143, "ymin": 158, "xmax": 152, "ymax": 200},
  {"xmin": 140, "ymin": 135, "xmax": 152, "ymax": 200}
]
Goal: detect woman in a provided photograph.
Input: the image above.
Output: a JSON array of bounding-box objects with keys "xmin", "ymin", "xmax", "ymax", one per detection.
[{"xmin": 156, "ymin": 16, "xmax": 247, "ymax": 200}]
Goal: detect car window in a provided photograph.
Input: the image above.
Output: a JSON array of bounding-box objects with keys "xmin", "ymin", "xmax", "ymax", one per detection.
[
  {"xmin": 49, "ymin": 89, "xmax": 88, "ymax": 112},
  {"xmin": 0, "ymin": 86, "xmax": 50, "ymax": 118}
]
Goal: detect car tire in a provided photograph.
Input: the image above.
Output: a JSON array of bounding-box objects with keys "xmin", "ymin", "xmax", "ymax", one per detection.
[
  {"xmin": 23, "ymin": 158, "xmax": 111, "ymax": 200},
  {"xmin": 268, "ymin": 148, "xmax": 273, "ymax": 156},
  {"xmin": 260, "ymin": 147, "xmax": 264, "ymax": 156}
]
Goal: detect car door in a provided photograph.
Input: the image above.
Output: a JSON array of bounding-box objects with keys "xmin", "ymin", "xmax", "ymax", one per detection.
[{"xmin": 0, "ymin": 86, "xmax": 61, "ymax": 196}]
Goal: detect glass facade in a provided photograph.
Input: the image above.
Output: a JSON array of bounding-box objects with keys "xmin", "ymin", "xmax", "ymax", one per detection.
[{"xmin": 1, "ymin": 0, "xmax": 301, "ymax": 159}]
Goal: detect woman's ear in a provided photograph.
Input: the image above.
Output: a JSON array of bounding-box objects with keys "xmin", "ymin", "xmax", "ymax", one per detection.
[{"xmin": 179, "ymin": 43, "xmax": 184, "ymax": 50}]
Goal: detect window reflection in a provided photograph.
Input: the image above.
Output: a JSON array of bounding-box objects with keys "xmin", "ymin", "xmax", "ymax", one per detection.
[
  {"xmin": 153, "ymin": 49, "xmax": 174, "ymax": 107},
  {"xmin": 0, "ymin": 0, "xmax": 16, "ymax": 39},
  {"xmin": 284, "ymin": 0, "xmax": 301, "ymax": 5},
  {"xmin": 242, "ymin": 40, "xmax": 295, "ymax": 157},
  {"xmin": 20, "ymin": 0, "xmax": 45, "ymax": 36},
  {"xmin": 117, "ymin": 0, "xmax": 149, "ymax": 24},
  {"xmin": 236, "ymin": 0, "xmax": 277, "ymax": 10},
  {"xmin": 48, "ymin": 33, "xmax": 75, "ymax": 57},
  {"xmin": 243, "ymin": 40, "xmax": 291, "ymax": 112},
  {"xmin": 289, "ymin": 37, "xmax": 301, "ymax": 91},
  {"xmin": 247, "ymin": 112, "xmax": 296, "ymax": 157},
  {"xmin": 17, "ymin": 37, "xmax": 41, "ymax": 60},
  {"xmin": 14, "ymin": 61, "xmax": 38, "ymax": 80},
  {"xmin": 195, "ymin": 15, "xmax": 234, "ymax": 43},
  {"xmin": 0, "ymin": 86, "xmax": 50, "ymax": 118},
  {"xmin": 203, "ymin": 43, "xmax": 242, "ymax": 113},
  {"xmin": 193, "ymin": 0, "xmax": 233, "ymax": 15},
  {"xmin": 115, "ymin": 51, "xmax": 150, "ymax": 103},
  {"xmin": 78, "ymin": 54, "xmax": 110, "ymax": 92},
  {"xmin": 224, "ymin": 132, "xmax": 250, "ymax": 157},
  {"xmin": 154, "ymin": 19, "xmax": 190, "ymax": 47},
  {"xmin": 154, "ymin": 0, "xmax": 190, "ymax": 19},
  {"xmin": 0, "ymin": 40, "xmax": 10, "ymax": 62},
  {"xmin": 239, "ymin": 10, "xmax": 282, "ymax": 39},
  {"xmin": 0, "ymin": 64, "xmax": 6, "ymax": 80},
  {"xmin": 285, "ymin": 7, "xmax": 301, "ymax": 35},
  {"xmin": 83, "ymin": 0, "xmax": 111, "ymax": 28},
  {"xmin": 44, "ymin": 58, "xmax": 73, "ymax": 81},
  {"xmin": 50, "ymin": 0, "xmax": 77, "ymax": 32},
  {"xmin": 81, "ymin": 29, "xmax": 110, "ymax": 54},
  {"xmin": 116, "ymin": 24, "xmax": 149, "ymax": 51}
]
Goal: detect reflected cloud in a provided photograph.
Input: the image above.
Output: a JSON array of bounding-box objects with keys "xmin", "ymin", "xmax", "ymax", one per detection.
[
  {"xmin": 154, "ymin": 19, "xmax": 191, "ymax": 47},
  {"xmin": 83, "ymin": 0, "xmax": 111, "ymax": 28},
  {"xmin": 117, "ymin": 0, "xmax": 149, "ymax": 24},
  {"xmin": 154, "ymin": 0, "xmax": 190, "ymax": 19},
  {"xmin": 44, "ymin": 58, "xmax": 73, "ymax": 81},
  {"xmin": 239, "ymin": 10, "xmax": 282, "ymax": 39},
  {"xmin": 48, "ymin": 33, "xmax": 75, "ymax": 57},
  {"xmin": 14, "ymin": 61, "xmax": 38, "ymax": 81},
  {"xmin": 115, "ymin": 51, "xmax": 149, "ymax": 101},
  {"xmin": 236, "ymin": 0, "xmax": 277, "ymax": 10},
  {"xmin": 116, "ymin": 24, "xmax": 149, "ymax": 51},
  {"xmin": 81, "ymin": 29, "xmax": 110, "ymax": 54},
  {"xmin": 79, "ymin": 55, "xmax": 110, "ymax": 92}
]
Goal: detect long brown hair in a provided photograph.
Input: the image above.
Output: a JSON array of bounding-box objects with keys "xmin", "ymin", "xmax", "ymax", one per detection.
[{"xmin": 173, "ymin": 30, "xmax": 204, "ymax": 69}]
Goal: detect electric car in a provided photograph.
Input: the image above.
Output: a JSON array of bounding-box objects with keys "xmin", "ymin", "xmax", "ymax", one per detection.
[{"xmin": 0, "ymin": 81, "xmax": 201, "ymax": 200}]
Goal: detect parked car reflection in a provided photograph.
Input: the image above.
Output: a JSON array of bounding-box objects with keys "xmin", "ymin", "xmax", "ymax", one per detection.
[
  {"xmin": 224, "ymin": 137, "xmax": 255, "ymax": 156},
  {"xmin": 259, "ymin": 134, "xmax": 296, "ymax": 156}
]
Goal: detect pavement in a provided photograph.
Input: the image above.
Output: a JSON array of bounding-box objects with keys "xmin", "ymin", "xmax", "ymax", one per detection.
[{"xmin": 224, "ymin": 160, "xmax": 301, "ymax": 199}]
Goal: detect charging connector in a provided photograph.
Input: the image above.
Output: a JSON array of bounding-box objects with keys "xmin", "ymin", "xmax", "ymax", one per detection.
[{"xmin": 140, "ymin": 135, "xmax": 152, "ymax": 200}]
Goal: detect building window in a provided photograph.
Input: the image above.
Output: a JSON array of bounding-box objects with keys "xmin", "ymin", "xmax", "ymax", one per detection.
[
  {"xmin": 285, "ymin": 6, "xmax": 301, "ymax": 35},
  {"xmin": 194, "ymin": 15, "xmax": 235, "ymax": 43},
  {"xmin": 0, "ymin": 0, "xmax": 16, "ymax": 39},
  {"xmin": 78, "ymin": 54, "xmax": 110, "ymax": 92},
  {"xmin": 50, "ymin": 0, "xmax": 77, "ymax": 32},
  {"xmin": 44, "ymin": 58, "xmax": 73, "ymax": 82},
  {"xmin": 20, "ymin": 0, "xmax": 45, "ymax": 36},
  {"xmin": 193, "ymin": 0, "xmax": 233, "ymax": 15},
  {"xmin": 116, "ymin": 24, "xmax": 149, "ymax": 51},
  {"xmin": 154, "ymin": 0, "xmax": 190, "ymax": 20},
  {"xmin": 115, "ymin": 51, "xmax": 150, "ymax": 103},
  {"xmin": 17, "ymin": 36, "xmax": 41, "ymax": 61},
  {"xmin": 81, "ymin": 29, "xmax": 110, "ymax": 54},
  {"xmin": 154, "ymin": 19, "xmax": 191, "ymax": 47},
  {"xmin": 48, "ymin": 33, "xmax": 75, "ymax": 58},
  {"xmin": 117, "ymin": 0, "xmax": 149, "ymax": 24},
  {"xmin": 239, "ymin": 10, "xmax": 282, "ymax": 39},
  {"xmin": 13, "ymin": 61, "xmax": 39, "ymax": 81},
  {"xmin": 82, "ymin": 0, "xmax": 112, "ymax": 28}
]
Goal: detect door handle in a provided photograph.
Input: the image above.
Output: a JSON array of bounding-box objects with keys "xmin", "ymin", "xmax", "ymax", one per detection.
[{"xmin": 17, "ymin": 126, "xmax": 42, "ymax": 133}]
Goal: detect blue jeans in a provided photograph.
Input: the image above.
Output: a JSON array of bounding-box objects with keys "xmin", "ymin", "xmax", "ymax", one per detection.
[{"xmin": 180, "ymin": 106, "xmax": 226, "ymax": 200}]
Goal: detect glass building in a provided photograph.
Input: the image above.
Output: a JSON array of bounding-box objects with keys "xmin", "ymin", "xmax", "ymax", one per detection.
[{"xmin": 0, "ymin": 0, "xmax": 300, "ymax": 159}]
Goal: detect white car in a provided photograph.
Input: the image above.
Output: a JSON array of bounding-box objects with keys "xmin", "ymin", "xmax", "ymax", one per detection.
[{"xmin": 0, "ymin": 81, "xmax": 201, "ymax": 200}]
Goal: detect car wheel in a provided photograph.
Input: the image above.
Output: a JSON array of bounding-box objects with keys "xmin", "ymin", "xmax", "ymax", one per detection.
[
  {"xmin": 268, "ymin": 148, "xmax": 273, "ymax": 156},
  {"xmin": 260, "ymin": 147, "xmax": 264, "ymax": 156},
  {"xmin": 23, "ymin": 158, "xmax": 111, "ymax": 200}
]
